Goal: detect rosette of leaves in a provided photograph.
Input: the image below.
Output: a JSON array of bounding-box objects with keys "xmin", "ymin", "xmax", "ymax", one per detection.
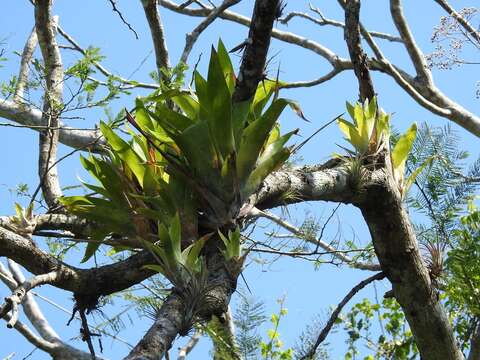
[
  {"xmin": 337, "ymin": 97, "xmax": 423, "ymax": 196},
  {"xmin": 60, "ymin": 40, "xmax": 299, "ymax": 273},
  {"xmin": 131, "ymin": 40, "xmax": 301, "ymax": 226}
]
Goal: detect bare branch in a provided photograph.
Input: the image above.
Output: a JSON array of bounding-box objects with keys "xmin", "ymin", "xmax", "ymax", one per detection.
[
  {"xmin": 14, "ymin": 26, "xmax": 38, "ymax": 104},
  {"xmin": 177, "ymin": 330, "xmax": 201, "ymax": 359},
  {"xmin": 7, "ymin": 260, "xmax": 60, "ymax": 342},
  {"xmin": 34, "ymin": 1, "xmax": 64, "ymax": 209},
  {"xmin": 249, "ymin": 207, "xmax": 381, "ymax": 271},
  {"xmin": 57, "ymin": 25, "xmax": 159, "ymax": 89},
  {"xmin": 1, "ymin": 312, "xmax": 57, "ymax": 354},
  {"xmin": 180, "ymin": 0, "xmax": 241, "ymax": 64},
  {"xmin": 279, "ymin": 6, "xmax": 402, "ymax": 43},
  {"xmin": 140, "ymin": 0, "xmax": 171, "ymax": 77},
  {"xmin": 280, "ymin": 67, "xmax": 344, "ymax": 89},
  {"xmin": 160, "ymin": 0, "xmax": 344, "ymax": 67},
  {"xmin": 300, "ymin": 272, "xmax": 386, "ymax": 360}
]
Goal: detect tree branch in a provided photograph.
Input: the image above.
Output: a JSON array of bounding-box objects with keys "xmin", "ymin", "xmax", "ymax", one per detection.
[
  {"xmin": 0, "ymin": 99, "xmax": 105, "ymax": 151},
  {"xmin": 300, "ymin": 272, "xmax": 386, "ymax": 360},
  {"xmin": 390, "ymin": 0, "xmax": 433, "ymax": 85},
  {"xmin": 358, "ymin": 168, "xmax": 464, "ymax": 360},
  {"xmin": 35, "ymin": 0, "xmax": 64, "ymax": 209},
  {"xmin": 180, "ymin": 0, "xmax": 240, "ymax": 64},
  {"xmin": 344, "ymin": 0, "xmax": 375, "ymax": 101},
  {"xmin": 13, "ymin": 26, "xmax": 38, "ymax": 104},
  {"xmin": 160, "ymin": 0, "xmax": 480, "ymax": 136},
  {"xmin": 279, "ymin": 5, "xmax": 402, "ymax": 44},
  {"xmin": 140, "ymin": 0, "xmax": 171, "ymax": 78}
]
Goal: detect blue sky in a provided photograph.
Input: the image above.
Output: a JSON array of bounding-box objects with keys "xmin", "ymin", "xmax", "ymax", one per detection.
[{"xmin": 1, "ymin": 1, "xmax": 479, "ymax": 359}]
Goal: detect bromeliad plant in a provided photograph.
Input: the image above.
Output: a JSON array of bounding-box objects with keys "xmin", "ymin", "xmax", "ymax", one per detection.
[
  {"xmin": 337, "ymin": 97, "xmax": 424, "ymax": 197},
  {"xmin": 60, "ymin": 40, "xmax": 301, "ymax": 284}
]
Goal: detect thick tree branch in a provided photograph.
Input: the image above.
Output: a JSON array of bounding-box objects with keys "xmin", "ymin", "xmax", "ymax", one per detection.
[
  {"xmin": 125, "ymin": 251, "xmax": 238, "ymax": 360},
  {"xmin": 344, "ymin": 0, "xmax": 375, "ymax": 101},
  {"xmin": 357, "ymin": 168, "xmax": 464, "ymax": 360},
  {"xmin": 35, "ymin": 0, "xmax": 64, "ymax": 209},
  {"xmin": 140, "ymin": 0, "xmax": 171, "ymax": 78},
  {"xmin": 468, "ymin": 321, "xmax": 480, "ymax": 360},
  {"xmin": 0, "ymin": 225, "xmax": 155, "ymax": 298}
]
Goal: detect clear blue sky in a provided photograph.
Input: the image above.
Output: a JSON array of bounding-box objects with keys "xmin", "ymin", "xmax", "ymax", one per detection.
[{"xmin": 1, "ymin": 1, "xmax": 479, "ymax": 359}]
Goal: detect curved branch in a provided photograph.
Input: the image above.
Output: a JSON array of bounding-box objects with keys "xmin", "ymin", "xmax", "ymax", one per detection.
[
  {"xmin": 180, "ymin": 0, "xmax": 240, "ymax": 64},
  {"xmin": 300, "ymin": 272, "xmax": 386, "ymax": 359},
  {"xmin": 280, "ymin": 7, "xmax": 402, "ymax": 43}
]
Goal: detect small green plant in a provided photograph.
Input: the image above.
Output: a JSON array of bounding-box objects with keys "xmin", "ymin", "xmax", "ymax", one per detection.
[
  {"xmin": 260, "ymin": 298, "xmax": 294, "ymax": 360},
  {"xmin": 337, "ymin": 97, "xmax": 428, "ymax": 197}
]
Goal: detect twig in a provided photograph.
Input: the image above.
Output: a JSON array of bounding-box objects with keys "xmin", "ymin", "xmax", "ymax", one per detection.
[
  {"xmin": 249, "ymin": 207, "xmax": 380, "ymax": 271},
  {"xmin": 107, "ymin": 0, "xmax": 139, "ymax": 39}
]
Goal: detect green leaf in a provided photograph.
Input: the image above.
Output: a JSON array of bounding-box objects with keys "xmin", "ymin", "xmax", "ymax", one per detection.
[
  {"xmin": 183, "ymin": 233, "xmax": 210, "ymax": 271},
  {"xmin": 338, "ymin": 118, "xmax": 364, "ymax": 152},
  {"xmin": 237, "ymin": 98, "xmax": 289, "ymax": 185},
  {"xmin": 172, "ymin": 92, "xmax": 200, "ymax": 120},
  {"xmin": 392, "ymin": 123, "xmax": 418, "ymax": 183},
  {"xmin": 168, "ymin": 213, "xmax": 182, "ymax": 264},
  {"xmin": 134, "ymin": 98, "xmax": 154, "ymax": 129},
  {"xmin": 81, "ymin": 242, "xmax": 101, "ymax": 263},
  {"xmin": 100, "ymin": 122, "xmax": 146, "ymax": 186},
  {"xmin": 244, "ymin": 147, "xmax": 290, "ymax": 198},
  {"xmin": 151, "ymin": 103, "xmax": 194, "ymax": 133},
  {"xmin": 206, "ymin": 46, "xmax": 234, "ymax": 159},
  {"xmin": 403, "ymin": 155, "xmax": 436, "ymax": 196},
  {"xmin": 216, "ymin": 39, "xmax": 235, "ymax": 94},
  {"xmin": 259, "ymin": 129, "xmax": 297, "ymax": 165}
]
